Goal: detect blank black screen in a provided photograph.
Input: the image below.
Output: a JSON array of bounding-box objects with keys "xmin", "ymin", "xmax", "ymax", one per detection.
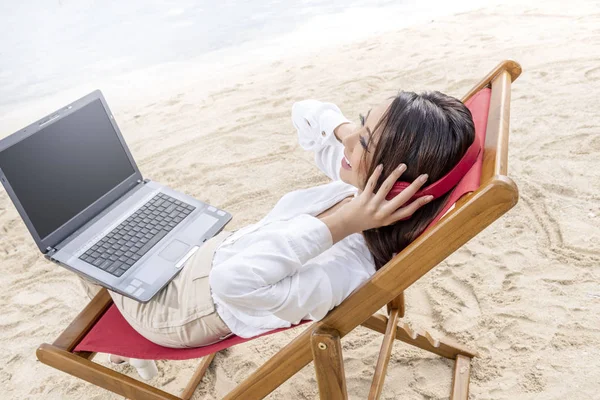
[{"xmin": 0, "ymin": 99, "xmax": 135, "ymax": 239}]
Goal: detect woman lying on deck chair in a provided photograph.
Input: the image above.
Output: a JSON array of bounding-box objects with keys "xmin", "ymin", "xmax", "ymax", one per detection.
[{"xmin": 92, "ymin": 90, "xmax": 476, "ymax": 376}]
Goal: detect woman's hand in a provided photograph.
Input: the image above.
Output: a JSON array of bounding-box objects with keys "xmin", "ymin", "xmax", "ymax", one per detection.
[{"xmin": 331, "ymin": 163, "xmax": 433, "ymax": 238}]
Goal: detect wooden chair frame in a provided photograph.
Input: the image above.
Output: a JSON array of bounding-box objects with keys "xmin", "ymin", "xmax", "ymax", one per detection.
[{"xmin": 36, "ymin": 60, "xmax": 522, "ymax": 400}]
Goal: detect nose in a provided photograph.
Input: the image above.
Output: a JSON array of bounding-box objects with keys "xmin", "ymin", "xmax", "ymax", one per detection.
[{"xmin": 342, "ymin": 129, "xmax": 359, "ymax": 151}]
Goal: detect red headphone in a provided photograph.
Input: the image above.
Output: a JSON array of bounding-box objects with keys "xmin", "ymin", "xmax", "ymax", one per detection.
[{"xmin": 385, "ymin": 136, "xmax": 482, "ymax": 203}]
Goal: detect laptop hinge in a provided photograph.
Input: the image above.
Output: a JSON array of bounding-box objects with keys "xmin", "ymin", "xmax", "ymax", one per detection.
[{"xmin": 44, "ymin": 247, "xmax": 57, "ymax": 260}]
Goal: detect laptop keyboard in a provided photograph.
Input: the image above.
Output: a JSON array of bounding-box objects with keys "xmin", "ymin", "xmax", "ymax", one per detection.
[{"xmin": 79, "ymin": 193, "xmax": 196, "ymax": 277}]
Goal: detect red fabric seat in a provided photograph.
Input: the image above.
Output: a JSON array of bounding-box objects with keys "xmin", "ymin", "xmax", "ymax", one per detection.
[
  {"xmin": 74, "ymin": 88, "xmax": 491, "ymax": 360},
  {"xmin": 75, "ymin": 305, "xmax": 309, "ymax": 360}
]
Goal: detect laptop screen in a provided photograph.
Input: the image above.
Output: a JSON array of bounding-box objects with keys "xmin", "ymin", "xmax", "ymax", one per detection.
[{"xmin": 0, "ymin": 99, "xmax": 136, "ymax": 240}]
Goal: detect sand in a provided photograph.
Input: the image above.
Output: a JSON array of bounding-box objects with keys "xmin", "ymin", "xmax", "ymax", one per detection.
[{"xmin": 1, "ymin": 0, "xmax": 600, "ymax": 398}]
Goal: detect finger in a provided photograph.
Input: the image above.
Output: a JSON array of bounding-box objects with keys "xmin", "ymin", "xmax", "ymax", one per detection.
[
  {"xmin": 373, "ymin": 163, "xmax": 407, "ymax": 203},
  {"xmin": 362, "ymin": 164, "xmax": 383, "ymax": 197},
  {"xmin": 384, "ymin": 173, "xmax": 429, "ymax": 213},
  {"xmin": 387, "ymin": 195, "xmax": 434, "ymax": 224}
]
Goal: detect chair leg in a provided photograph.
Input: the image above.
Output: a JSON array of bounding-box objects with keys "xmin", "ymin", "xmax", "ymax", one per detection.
[
  {"xmin": 311, "ymin": 327, "xmax": 348, "ymax": 400},
  {"xmin": 362, "ymin": 313, "xmax": 475, "ymax": 399},
  {"xmin": 450, "ymin": 354, "xmax": 471, "ymax": 400},
  {"xmin": 361, "ymin": 314, "xmax": 477, "ymax": 359},
  {"xmin": 368, "ymin": 307, "xmax": 401, "ymax": 400},
  {"xmin": 180, "ymin": 353, "xmax": 216, "ymax": 400}
]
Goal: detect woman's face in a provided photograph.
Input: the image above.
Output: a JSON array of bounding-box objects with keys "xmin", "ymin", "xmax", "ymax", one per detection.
[{"xmin": 339, "ymin": 99, "xmax": 393, "ymax": 190}]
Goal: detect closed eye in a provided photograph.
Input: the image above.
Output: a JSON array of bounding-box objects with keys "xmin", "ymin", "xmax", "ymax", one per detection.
[
  {"xmin": 358, "ymin": 113, "xmax": 370, "ymax": 151},
  {"xmin": 359, "ymin": 136, "xmax": 369, "ymax": 151}
]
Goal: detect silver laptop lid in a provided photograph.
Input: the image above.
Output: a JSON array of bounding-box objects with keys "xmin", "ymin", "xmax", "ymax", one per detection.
[{"xmin": 0, "ymin": 90, "xmax": 143, "ymax": 253}]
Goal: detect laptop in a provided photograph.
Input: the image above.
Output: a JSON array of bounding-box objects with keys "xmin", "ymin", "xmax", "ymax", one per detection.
[{"xmin": 0, "ymin": 90, "xmax": 232, "ymax": 302}]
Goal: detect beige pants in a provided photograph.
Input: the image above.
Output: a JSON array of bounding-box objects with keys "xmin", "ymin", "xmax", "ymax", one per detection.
[{"xmin": 79, "ymin": 230, "xmax": 234, "ymax": 348}]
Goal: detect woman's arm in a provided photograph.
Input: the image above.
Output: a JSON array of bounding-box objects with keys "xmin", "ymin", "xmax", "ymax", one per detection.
[
  {"xmin": 292, "ymin": 100, "xmax": 352, "ymax": 180},
  {"xmin": 209, "ymin": 213, "xmax": 367, "ymax": 324}
]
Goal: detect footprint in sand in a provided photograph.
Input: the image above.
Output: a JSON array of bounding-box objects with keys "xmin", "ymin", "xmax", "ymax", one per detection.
[
  {"xmin": 431, "ymin": 275, "xmax": 481, "ymax": 333},
  {"xmin": 584, "ymin": 66, "xmax": 600, "ymax": 81},
  {"xmin": 502, "ymin": 271, "xmax": 522, "ymax": 292},
  {"xmin": 504, "ymin": 249, "xmax": 529, "ymax": 268}
]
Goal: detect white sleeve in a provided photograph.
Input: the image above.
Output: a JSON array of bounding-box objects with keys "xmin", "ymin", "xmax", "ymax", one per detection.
[
  {"xmin": 292, "ymin": 100, "xmax": 351, "ymax": 181},
  {"xmin": 209, "ymin": 214, "xmax": 369, "ymax": 323}
]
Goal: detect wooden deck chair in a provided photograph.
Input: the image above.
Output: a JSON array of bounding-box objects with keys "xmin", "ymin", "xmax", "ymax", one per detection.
[{"xmin": 36, "ymin": 59, "xmax": 522, "ymax": 400}]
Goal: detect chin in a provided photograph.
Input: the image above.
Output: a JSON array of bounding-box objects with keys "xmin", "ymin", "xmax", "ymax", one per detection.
[
  {"xmin": 339, "ymin": 168, "xmax": 348, "ymax": 183},
  {"xmin": 339, "ymin": 169, "xmax": 358, "ymax": 188}
]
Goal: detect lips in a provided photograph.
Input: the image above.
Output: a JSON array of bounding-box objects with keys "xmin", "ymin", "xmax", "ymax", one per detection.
[{"xmin": 341, "ymin": 154, "xmax": 352, "ymax": 170}]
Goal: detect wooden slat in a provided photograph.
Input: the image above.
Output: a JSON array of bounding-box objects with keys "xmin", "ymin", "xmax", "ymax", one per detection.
[
  {"xmin": 483, "ymin": 70, "xmax": 513, "ymax": 179},
  {"xmin": 368, "ymin": 308, "xmax": 401, "ymax": 400},
  {"xmin": 461, "ymin": 60, "xmax": 521, "ymax": 103},
  {"xmin": 181, "ymin": 353, "xmax": 216, "ymax": 400},
  {"xmin": 53, "ymin": 288, "xmax": 113, "ymax": 351},
  {"xmin": 450, "ymin": 355, "xmax": 471, "ymax": 400},
  {"xmin": 37, "ymin": 344, "xmax": 179, "ymax": 400},
  {"xmin": 311, "ymin": 328, "xmax": 348, "ymax": 400},
  {"xmin": 361, "ymin": 313, "xmax": 477, "ymax": 359}
]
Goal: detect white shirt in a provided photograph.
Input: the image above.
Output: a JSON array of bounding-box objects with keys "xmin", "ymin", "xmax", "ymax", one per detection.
[{"xmin": 209, "ymin": 100, "xmax": 376, "ymax": 338}]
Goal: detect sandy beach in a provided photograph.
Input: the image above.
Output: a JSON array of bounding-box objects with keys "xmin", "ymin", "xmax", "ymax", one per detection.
[{"xmin": 1, "ymin": 0, "xmax": 600, "ymax": 398}]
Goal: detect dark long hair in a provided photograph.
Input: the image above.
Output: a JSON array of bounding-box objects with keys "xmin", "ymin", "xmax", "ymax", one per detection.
[{"xmin": 360, "ymin": 91, "xmax": 475, "ymax": 271}]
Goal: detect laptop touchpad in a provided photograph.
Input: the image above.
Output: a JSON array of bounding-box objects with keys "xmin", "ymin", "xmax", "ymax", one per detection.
[{"xmin": 158, "ymin": 240, "xmax": 190, "ymax": 262}]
